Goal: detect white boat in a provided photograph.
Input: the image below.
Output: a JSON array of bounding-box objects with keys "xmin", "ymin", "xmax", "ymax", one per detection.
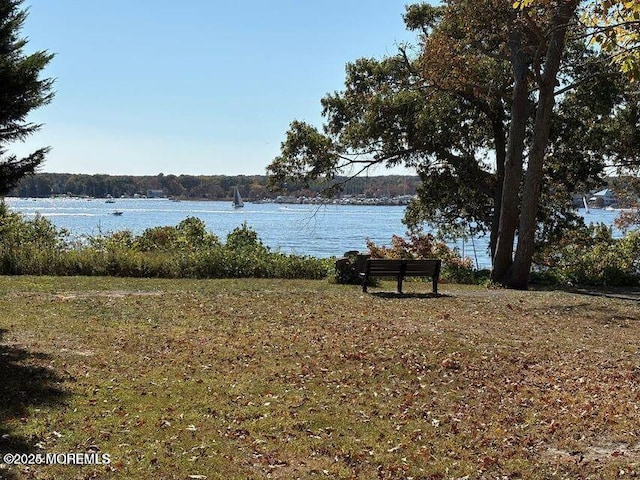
[
  {"xmin": 232, "ymin": 187, "xmax": 244, "ymax": 208},
  {"xmin": 583, "ymin": 195, "xmax": 590, "ymax": 214}
]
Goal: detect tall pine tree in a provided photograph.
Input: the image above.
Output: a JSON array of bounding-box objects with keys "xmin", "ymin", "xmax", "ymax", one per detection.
[{"xmin": 0, "ymin": 0, "xmax": 54, "ymax": 195}]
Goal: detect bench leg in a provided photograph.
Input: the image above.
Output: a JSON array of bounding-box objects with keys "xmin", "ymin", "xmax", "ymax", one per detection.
[
  {"xmin": 397, "ymin": 275, "xmax": 403, "ymax": 294},
  {"xmin": 433, "ymin": 276, "xmax": 438, "ymax": 294},
  {"xmin": 362, "ymin": 274, "xmax": 369, "ymax": 292}
]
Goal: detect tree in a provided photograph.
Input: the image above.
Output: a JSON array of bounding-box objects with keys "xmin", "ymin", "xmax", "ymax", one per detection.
[
  {"xmin": 496, "ymin": 0, "xmax": 640, "ymax": 287},
  {"xmin": 592, "ymin": 1, "xmax": 640, "ymax": 79},
  {"xmin": 268, "ymin": 0, "xmax": 639, "ymax": 289},
  {"xmin": 0, "ymin": 0, "xmax": 54, "ymax": 196},
  {"xmin": 521, "ymin": 0, "xmax": 640, "ymax": 79},
  {"xmin": 488, "ymin": 0, "xmax": 580, "ymax": 287},
  {"xmin": 269, "ymin": 4, "xmax": 509, "ymax": 254},
  {"xmin": 0, "ymin": 0, "xmax": 53, "ymax": 195},
  {"xmin": 494, "ymin": 0, "xmax": 639, "ymax": 287}
]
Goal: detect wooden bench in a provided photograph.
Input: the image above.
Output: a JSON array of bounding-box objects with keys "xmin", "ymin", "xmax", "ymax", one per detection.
[{"xmin": 361, "ymin": 259, "xmax": 441, "ymax": 294}]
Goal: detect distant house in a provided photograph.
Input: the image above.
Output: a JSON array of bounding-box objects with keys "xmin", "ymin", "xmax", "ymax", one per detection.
[
  {"xmin": 147, "ymin": 189, "xmax": 166, "ymax": 198},
  {"xmin": 589, "ymin": 188, "xmax": 617, "ymax": 207}
]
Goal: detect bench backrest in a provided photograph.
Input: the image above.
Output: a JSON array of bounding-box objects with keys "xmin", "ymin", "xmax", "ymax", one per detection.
[{"xmin": 365, "ymin": 259, "xmax": 440, "ymax": 276}]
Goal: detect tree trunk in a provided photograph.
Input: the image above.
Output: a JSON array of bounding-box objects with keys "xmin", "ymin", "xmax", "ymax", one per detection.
[
  {"xmin": 506, "ymin": 1, "xmax": 579, "ymax": 289},
  {"xmin": 490, "ymin": 113, "xmax": 506, "ymax": 261},
  {"xmin": 491, "ymin": 30, "xmax": 530, "ymax": 283}
]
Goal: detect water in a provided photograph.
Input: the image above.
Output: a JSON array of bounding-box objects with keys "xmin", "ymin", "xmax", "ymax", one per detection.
[
  {"xmin": 4, "ymin": 197, "xmax": 625, "ymax": 269},
  {"xmin": 4, "ymin": 197, "xmax": 409, "ymax": 259}
]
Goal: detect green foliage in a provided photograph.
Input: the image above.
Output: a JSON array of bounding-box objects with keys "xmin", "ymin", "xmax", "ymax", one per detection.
[
  {"xmin": 403, "ymin": 3, "xmax": 443, "ymax": 33},
  {"xmin": 0, "ymin": 203, "xmax": 66, "ymax": 249},
  {"xmin": 533, "ymin": 224, "xmax": 640, "ymax": 286},
  {"xmin": 0, "ymin": 208, "xmax": 331, "ymax": 280},
  {"xmin": 266, "ymin": 0, "xmax": 639, "ymax": 289},
  {"xmin": 0, "ymin": 204, "xmax": 67, "ymax": 274},
  {"xmin": 130, "ymin": 217, "xmax": 221, "ymax": 253},
  {"xmin": 176, "ymin": 217, "xmax": 219, "ymax": 248},
  {"xmin": 333, "ymin": 251, "xmax": 375, "ymax": 286},
  {"xmin": 0, "ymin": 0, "xmax": 55, "ymax": 194},
  {"xmin": 268, "ymin": 121, "xmax": 341, "ymax": 193},
  {"xmin": 135, "ymin": 226, "xmax": 180, "ymax": 252},
  {"xmin": 225, "ymin": 221, "xmax": 264, "ymax": 251},
  {"xmin": 582, "ymin": 0, "xmax": 640, "ymax": 81}
]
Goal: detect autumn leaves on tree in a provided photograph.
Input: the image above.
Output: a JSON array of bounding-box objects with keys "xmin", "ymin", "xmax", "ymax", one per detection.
[{"xmin": 268, "ymin": 0, "xmax": 640, "ymax": 288}]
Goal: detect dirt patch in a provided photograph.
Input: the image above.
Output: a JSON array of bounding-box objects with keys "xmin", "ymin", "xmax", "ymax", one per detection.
[
  {"xmin": 54, "ymin": 291, "xmax": 164, "ymax": 300},
  {"xmin": 545, "ymin": 442, "xmax": 640, "ymax": 463},
  {"xmin": 58, "ymin": 347, "xmax": 94, "ymax": 357},
  {"xmin": 5, "ymin": 290, "xmax": 165, "ymax": 302}
]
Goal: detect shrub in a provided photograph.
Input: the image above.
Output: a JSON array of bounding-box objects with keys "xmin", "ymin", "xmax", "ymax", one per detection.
[
  {"xmin": 0, "ymin": 206, "xmax": 69, "ymax": 274},
  {"xmin": 130, "ymin": 217, "xmax": 221, "ymax": 253},
  {"xmin": 226, "ymin": 222, "xmax": 265, "ymax": 251},
  {"xmin": 136, "ymin": 226, "xmax": 180, "ymax": 252},
  {"xmin": 88, "ymin": 229, "xmax": 136, "ymax": 252},
  {"xmin": 533, "ymin": 224, "xmax": 640, "ymax": 286},
  {"xmin": 365, "ymin": 231, "xmax": 479, "ymax": 284},
  {"xmin": 0, "ymin": 207, "xmax": 330, "ymax": 280},
  {"xmin": 332, "ymin": 251, "xmax": 379, "ymax": 286},
  {"xmin": 176, "ymin": 217, "xmax": 221, "ymax": 250}
]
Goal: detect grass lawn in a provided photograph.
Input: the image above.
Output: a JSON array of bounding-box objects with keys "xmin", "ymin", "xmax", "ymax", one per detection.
[{"xmin": 1, "ymin": 276, "xmax": 640, "ymax": 479}]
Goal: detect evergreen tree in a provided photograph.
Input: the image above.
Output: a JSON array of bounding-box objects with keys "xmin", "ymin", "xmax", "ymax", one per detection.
[{"xmin": 0, "ymin": 0, "xmax": 54, "ymax": 195}]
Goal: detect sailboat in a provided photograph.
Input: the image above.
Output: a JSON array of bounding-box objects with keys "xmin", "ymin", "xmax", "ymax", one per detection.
[
  {"xmin": 232, "ymin": 186, "xmax": 244, "ymax": 208},
  {"xmin": 583, "ymin": 195, "xmax": 590, "ymax": 214}
]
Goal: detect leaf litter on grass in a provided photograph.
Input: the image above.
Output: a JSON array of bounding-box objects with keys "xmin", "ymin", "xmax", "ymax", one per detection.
[{"xmin": 0, "ymin": 277, "xmax": 639, "ymax": 479}]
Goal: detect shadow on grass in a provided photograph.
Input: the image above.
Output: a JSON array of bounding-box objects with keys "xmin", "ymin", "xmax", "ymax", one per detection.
[
  {"xmin": 530, "ymin": 283, "xmax": 640, "ymax": 303},
  {"xmin": 369, "ymin": 292, "xmax": 449, "ymax": 300},
  {"xmin": 567, "ymin": 287, "xmax": 640, "ymax": 303},
  {"xmin": 527, "ymin": 297, "xmax": 639, "ymax": 327},
  {"xmin": 0, "ymin": 328, "xmax": 69, "ymax": 479}
]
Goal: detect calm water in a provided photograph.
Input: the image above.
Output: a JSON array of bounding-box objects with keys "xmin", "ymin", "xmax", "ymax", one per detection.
[{"xmin": 4, "ymin": 197, "xmax": 624, "ymax": 269}]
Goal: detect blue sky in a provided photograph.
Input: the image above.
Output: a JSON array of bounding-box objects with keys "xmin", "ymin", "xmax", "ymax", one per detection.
[{"xmin": 16, "ymin": 1, "xmax": 422, "ymax": 176}]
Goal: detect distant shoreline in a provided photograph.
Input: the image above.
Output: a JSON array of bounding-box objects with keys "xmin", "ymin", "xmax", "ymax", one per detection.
[
  {"xmin": 5, "ymin": 193, "xmax": 417, "ymax": 207},
  {"xmin": 9, "ymin": 172, "xmax": 422, "ymax": 203}
]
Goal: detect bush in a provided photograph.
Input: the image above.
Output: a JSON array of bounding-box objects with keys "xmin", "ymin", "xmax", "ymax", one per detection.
[
  {"xmin": 0, "ymin": 208, "xmax": 330, "ymax": 280},
  {"xmin": 365, "ymin": 231, "xmax": 480, "ymax": 284},
  {"xmin": 533, "ymin": 224, "xmax": 640, "ymax": 286},
  {"xmin": 0, "ymin": 205, "xmax": 69, "ymax": 274},
  {"xmin": 334, "ymin": 252, "xmax": 363, "ymax": 285},
  {"xmin": 226, "ymin": 222, "xmax": 265, "ymax": 251}
]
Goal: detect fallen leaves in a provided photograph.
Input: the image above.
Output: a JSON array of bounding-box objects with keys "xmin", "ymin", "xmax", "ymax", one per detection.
[{"xmin": 1, "ymin": 278, "xmax": 640, "ymax": 479}]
